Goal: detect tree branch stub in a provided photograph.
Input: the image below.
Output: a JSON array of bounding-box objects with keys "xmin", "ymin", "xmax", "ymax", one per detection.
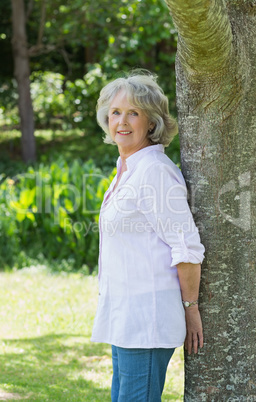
[{"xmin": 165, "ymin": 0, "xmax": 233, "ymax": 78}]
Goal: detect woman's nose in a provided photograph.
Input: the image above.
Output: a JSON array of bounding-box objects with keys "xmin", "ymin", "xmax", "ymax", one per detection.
[{"xmin": 119, "ymin": 113, "xmax": 128, "ymax": 125}]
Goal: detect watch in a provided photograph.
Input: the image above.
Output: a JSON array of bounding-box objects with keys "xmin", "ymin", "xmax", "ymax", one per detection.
[{"xmin": 182, "ymin": 300, "xmax": 198, "ymax": 308}]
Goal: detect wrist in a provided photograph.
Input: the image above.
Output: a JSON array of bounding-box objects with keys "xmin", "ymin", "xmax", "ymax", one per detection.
[{"xmin": 182, "ymin": 300, "xmax": 198, "ymax": 308}]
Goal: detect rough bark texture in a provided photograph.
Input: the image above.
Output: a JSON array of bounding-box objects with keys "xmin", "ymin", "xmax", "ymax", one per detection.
[
  {"xmin": 11, "ymin": 0, "xmax": 36, "ymax": 163},
  {"xmin": 165, "ymin": 0, "xmax": 256, "ymax": 400}
]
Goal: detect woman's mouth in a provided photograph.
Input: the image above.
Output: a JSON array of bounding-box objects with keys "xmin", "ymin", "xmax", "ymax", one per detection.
[{"xmin": 117, "ymin": 131, "xmax": 132, "ymax": 136}]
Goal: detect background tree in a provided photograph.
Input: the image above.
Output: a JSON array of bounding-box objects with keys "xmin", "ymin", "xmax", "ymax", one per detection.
[
  {"xmin": 11, "ymin": 0, "xmax": 36, "ymax": 162},
  {"xmin": 165, "ymin": 0, "xmax": 256, "ymax": 400}
]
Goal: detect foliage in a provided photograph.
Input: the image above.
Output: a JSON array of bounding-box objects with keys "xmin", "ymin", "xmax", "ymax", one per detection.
[
  {"xmin": 0, "ymin": 157, "xmax": 116, "ymax": 272},
  {"xmin": 0, "ymin": 0, "xmax": 177, "ymax": 134},
  {"xmin": 0, "ymin": 0, "xmax": 12, "ymax": 79},
  {"xmin": 29, "ymin": 66, "xmax": 108, "ymax": 130},
  {"xmin": 0, "ymin": 128, "xmax": 120, "ymax": 176},
  {"xmin": 0, "ymin": 269, "xmax": 184, "ymax": 401},
  {"xmin": 26, "ymin": 0, "xmax": 177, "ymax": 83},
  {"xmin": 0, "ymin": 79, "xmax": 19, "ymax": 126}
]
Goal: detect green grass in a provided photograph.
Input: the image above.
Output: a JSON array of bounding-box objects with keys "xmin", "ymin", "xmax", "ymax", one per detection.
[{"xmin": 0, "ymin": 269, "xmax": 184, "ymax": 401}]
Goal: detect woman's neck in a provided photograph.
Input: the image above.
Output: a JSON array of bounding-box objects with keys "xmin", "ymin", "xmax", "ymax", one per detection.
[{"xmin": 118, "ymin": 142, "xmax": 150, "ymax": 166}]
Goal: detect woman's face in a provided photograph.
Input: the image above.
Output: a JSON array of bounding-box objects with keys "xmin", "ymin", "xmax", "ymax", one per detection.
[{"xmin": 108, "ymin": 90, "xmax": 154, "ymax": 156}]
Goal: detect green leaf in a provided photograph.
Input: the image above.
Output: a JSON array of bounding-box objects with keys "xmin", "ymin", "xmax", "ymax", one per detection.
[
  {"xmin": 16, "ymin": 212, "xmax": 26, "ymax": 222},
  {"xmin": 26, "ymin": 212, "xmax": 35, "ymax": 222},
  {"xmin": 20, "ymin": 188, "xmax": 36, "ymax": 208}
]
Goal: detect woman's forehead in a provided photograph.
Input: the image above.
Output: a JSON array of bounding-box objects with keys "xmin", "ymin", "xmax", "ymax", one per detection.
[{"xmin": 110, "ymin": 89, "xmax": 141, "ymax": 109}]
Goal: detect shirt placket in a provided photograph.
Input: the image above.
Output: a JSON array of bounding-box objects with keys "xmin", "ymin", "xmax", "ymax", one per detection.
[
  {"xmin": 98, "ymin": 212, "xmax": 103, "ymax": 281},
  {"xmin": 98, "ymin": 175, "xmax": 118, "ymax": 281},
  {"xmin": 98, "ymin": 165, "xmax": 133, "ymax": 281}
]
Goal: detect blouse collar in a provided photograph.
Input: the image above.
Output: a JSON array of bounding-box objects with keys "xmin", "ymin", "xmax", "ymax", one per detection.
[{"xmin": 116, "ymin": 144, "xmax": 164, "ymax": 173}]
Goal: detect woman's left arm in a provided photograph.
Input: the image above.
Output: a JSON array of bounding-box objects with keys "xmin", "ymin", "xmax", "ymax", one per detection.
[{"xmin": 176, "ymin": 262, "xmax": 203, "ymax": 355}]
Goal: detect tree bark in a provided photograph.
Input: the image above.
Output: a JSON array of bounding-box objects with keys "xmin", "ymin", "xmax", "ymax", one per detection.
[
  {"xmin": 165, "ymin": 0, "xmax": 256, "ymax": 400},
  {"xmin": 11, "ymin": 0, "xmax": 36, "ymax": 163}
]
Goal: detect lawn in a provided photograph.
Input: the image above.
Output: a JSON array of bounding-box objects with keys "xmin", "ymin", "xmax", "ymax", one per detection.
[{"xmin": 0, "ymin": 268, "xmax": 184, "ymax": 401}]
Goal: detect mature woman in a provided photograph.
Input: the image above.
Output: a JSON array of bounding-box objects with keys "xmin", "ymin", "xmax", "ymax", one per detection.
[{"xmin": 91, "ymin": 72, "xmax": 205, "ymax": 402}]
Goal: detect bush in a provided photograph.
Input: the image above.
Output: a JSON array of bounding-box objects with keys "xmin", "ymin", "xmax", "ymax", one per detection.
[
  {"xmin": 0, "ymin": 157, "xmax": 116, "ymax": 272},
  {"xmin": 0, "ymin": 65, "xmax": 109, "ymax": 132},
  {"xmin": 0, "ymin": 78, "xmax": 19, "ymax": 126},
  {"xmin": 31, "ymin": 65, "xmax": 108, "ymax": 131}
]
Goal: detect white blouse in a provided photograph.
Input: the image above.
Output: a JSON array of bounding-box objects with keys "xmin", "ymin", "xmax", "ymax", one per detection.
[{"xmin": 91, "ymin": 144, "xmax": 205, "ymax": 349}]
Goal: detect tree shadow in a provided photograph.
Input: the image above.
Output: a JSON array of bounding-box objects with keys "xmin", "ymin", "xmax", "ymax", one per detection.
[{"xmin": 0, "ymin": 333, "xmax": 112, "ymax": 401}]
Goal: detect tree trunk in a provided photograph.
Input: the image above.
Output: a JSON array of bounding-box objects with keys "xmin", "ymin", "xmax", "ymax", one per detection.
[
  {"xmin": 165, "ymin": 0, "xmax": 256, "ymax": 400},
  {"xmin": 11, "ymin": 0, "xmax": 36, "ymax": 163}
]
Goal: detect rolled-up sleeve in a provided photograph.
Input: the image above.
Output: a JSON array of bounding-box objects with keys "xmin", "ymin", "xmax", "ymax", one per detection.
[{"xmin": 139, "ymin": 162, "xmax": 205, "ymax": 267}]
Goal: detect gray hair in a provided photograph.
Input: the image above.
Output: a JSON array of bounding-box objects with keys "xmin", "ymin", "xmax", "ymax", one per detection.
[{"xmin": 96, "ymin": 71, "xmax": 178, "ymax": 147}]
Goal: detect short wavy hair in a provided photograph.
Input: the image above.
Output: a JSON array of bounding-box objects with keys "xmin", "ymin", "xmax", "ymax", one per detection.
[{"xmin": 96, "ymin": 71, "xmax": 178, "ymax": 147}]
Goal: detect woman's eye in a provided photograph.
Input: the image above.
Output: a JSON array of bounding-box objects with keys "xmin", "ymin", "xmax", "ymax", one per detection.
[{"xmin": 111, "ymin": 110, "xmax": 138, "ymax": 116}]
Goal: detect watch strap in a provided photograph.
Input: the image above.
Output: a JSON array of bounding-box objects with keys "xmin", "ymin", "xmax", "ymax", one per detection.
[{"xmin": 182, "ymin": 300, "xmax": 198, "ymax": 308}]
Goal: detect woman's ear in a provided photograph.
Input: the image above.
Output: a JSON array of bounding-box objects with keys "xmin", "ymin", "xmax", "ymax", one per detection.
[{"xmin": 149, "ymin": 123, "xmax": 155, "ymax": 132}]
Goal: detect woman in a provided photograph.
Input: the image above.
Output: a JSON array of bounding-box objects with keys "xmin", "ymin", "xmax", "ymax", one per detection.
[{"xmin": 91, "ymin": 71, "xmax": 205, "ymax": 401}]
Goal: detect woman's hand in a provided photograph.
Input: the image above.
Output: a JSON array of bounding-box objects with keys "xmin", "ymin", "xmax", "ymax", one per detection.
[
  {"xmin": 184, "ymin": 305, "xmax": 203, "ymax": 354},
  {"xmin": 176, "ymin": 262, "xmax": 204, "ymax": 354}
]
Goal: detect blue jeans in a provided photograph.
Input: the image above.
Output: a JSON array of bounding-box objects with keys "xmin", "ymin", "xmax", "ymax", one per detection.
[{"xmin": 111, "ymin": 346, "xmax": 175, "ymax": 402}]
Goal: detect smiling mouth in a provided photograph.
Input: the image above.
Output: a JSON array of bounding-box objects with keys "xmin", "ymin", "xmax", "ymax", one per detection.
[{"xmin": 117, "ymin": 131, "xmax": 132, "ymax": 136}]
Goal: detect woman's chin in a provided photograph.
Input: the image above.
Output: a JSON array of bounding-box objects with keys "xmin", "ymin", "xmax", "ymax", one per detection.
[{"xmin": 115, "ymin": 134, "xmax": 132, "ymax": 145}]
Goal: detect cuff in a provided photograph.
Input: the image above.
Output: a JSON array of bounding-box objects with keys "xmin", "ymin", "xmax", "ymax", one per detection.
[{"xmin": 170, "ymin": 230, "xmax": 205, "ymax": 267}]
